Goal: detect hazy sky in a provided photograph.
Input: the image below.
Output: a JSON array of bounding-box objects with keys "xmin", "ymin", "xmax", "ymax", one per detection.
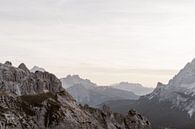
[{"xmin": 0, "ymin": 0, "xmax": 195, "ymax": 87}]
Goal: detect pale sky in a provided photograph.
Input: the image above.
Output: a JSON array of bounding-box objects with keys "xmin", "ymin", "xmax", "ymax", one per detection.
[{"xmin": 0, "ymin": 0, "xmax": 195, "ymax": 87}]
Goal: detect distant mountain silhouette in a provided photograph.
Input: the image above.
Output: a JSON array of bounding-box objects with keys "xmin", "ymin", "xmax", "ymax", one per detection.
[
  {"xmin": 61, "ymin": 75, "xmax": 139, "ymax": 106},
  {"xmin": 111, "ymin": 82, "xmax": 153, "ymax": 95}
]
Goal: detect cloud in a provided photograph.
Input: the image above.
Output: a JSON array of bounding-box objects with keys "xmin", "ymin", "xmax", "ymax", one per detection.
[{"xmin": 0, "ymin": 0, "xmax": 195, "ymax": 87}]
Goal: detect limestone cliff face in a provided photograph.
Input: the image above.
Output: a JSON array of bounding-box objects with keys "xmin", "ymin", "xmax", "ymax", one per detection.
[
  {"xmin": 0, "ymin": 62, "xmax": 64, "ymax": 96},
  {"xmin": 0, "ymin": 61, "xmax": 151, "ymax": 129}
]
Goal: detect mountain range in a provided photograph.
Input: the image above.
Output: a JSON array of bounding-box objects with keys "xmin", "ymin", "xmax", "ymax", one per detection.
[
  {"xmin": 61, "ymin": 75, "xmax": 139, "ymax": 106},
  {"xmin": 16, "ymin": 59, "xmax": 195, "ymax": 129},
  {"xmin": 29, "ymin": 66, "xmax": 149, "ymax": 107},
  {"xmin": 111, "ymin": 82, "xmax": 153, "ymax": 95},
  {"xmin": 100, "ymin": 59, "xmax": 195, "ymax": 129},
  {"xmin": 0, "ymin": 61, "xmax": 150, "ymax": 129}
]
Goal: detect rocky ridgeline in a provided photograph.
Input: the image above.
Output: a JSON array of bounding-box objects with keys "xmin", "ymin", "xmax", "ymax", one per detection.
[
  {"xmin": 0, "ymin": 61, "xmax": 151, "ymax": 129},
  {"xmin": 129, "ymin": 59, "xmax": 195, "ymax": 129}
]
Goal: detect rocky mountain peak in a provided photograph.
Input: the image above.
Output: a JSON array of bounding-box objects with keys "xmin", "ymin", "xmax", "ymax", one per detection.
[
  {"xmin": 149, "ymin": 59, "xmax": 195, "ymax": 95},
  {"xmin": 61, "ymin": 74, "xmax": 97, "ymax": 89},
  {"xmin": 4, "ymin": 61, "xmax": 12, "ymax": 66},
  {"xmin": 168, "ymin": 59, "xmax": 195, "ymax": 88},
  {"xmin": 66, "ymin": 75, "xmax": 94, "ymax": 84},
  {"xmin": 0, "ymin": 62, "xmax": 151, "ymax": 129},
  {"xmin": 18, "ymin": 63, "xmax": 30, "ymax": 73},
  {"xmin": 0, "ymin": 62, "xmax": 65, "ymax": 96},
  {"xmin": 144, "ymin": 58, "xmax": 195, "ymax": 118},
  {"xmin": 30, "ymin": 66, "xmax": 46, "ymax": 73},
  {"xmin": 157, "ymin": 82, "xmax": 164, "ymax": 87},
  {"xmin": 154, "ymin": 82, "xmax": 166, "ymax": 90}
]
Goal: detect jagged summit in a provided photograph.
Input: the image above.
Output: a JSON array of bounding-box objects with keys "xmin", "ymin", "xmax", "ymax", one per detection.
[
  {"xmin": 117, "ymin": 59, "xmax": 195, "ymax": 129},
  {"xmin": 0, "ymin": 62, "xmax": 64, "ymax": 96},
  {"xmin": 18, "ymin": 63, "xmax": 30, "ymax": 73},
  {"xmin": 66, "ymin": 75, "xmax": 96, "ymax": 85},
  {"xmin": 167, "ymin": 58, "xmax": 195, "ymax": 89},
  {"xmin": 0, "ymin": 62, "xmax": 151, "ymax": 129},
  {"xmin": 61, "ymin": 74, "xmax": 97, "ymax": 89},
  {"xmin": 145, "ymin": 58, "xmax": 195, "ymax": 118},
  {"xmin": 30, "ymin": 66, "xmax": 46, "ymax": 73},
  {"xmin": 4, "ymin": 61, "xmax": 12, "ymax": 66}
]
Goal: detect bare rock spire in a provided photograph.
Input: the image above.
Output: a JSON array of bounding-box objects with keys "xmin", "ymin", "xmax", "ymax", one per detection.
[
  {"xmin": 18, "ymin": 63, "xmax": 30, "ymax": 73},
  {"xmin": 4, "ymin": 61, "xmax": 12, "ymax": 66}
]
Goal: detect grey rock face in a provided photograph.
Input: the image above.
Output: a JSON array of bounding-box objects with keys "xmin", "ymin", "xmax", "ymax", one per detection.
[
  {"xmin": 127, "ymin": 59, "xmax": 195, "ymax": 129},
  {"xmin": 0, "ymin": 62, "xmax": 64, "ymax": 96},
  {"xmin": 145, "ymin": 59, "xmax": 195, "ymax": 117},
  {"xmin": 0, "ymin": 62, "xmax": 151, "ymax": 129},
  {"xmin": 18, "ymin": 63, "xmax": 30, "ymax": 74}
]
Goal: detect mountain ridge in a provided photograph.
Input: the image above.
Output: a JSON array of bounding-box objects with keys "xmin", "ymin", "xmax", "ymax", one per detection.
[
  {"xmin": 61, "ymin": 75, "xmax": 140, "ymax": 106},
  {"xmin": 111, "ymin": 82, "xmax": 153, "ymax": 95},
  {"xmin": 101, "ymin": 58, "xmax": 195, "ymax": 129},
  {"xmin": 145, "ymin": 58, "xmax": 195, "ymax": 117},
  {"xmin": 0, "ymin": 61, "xmax": 151, "ymax": 129}
]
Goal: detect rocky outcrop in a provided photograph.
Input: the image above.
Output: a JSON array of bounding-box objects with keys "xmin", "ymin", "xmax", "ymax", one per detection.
[
  {"xmin": 18, "ymin": 63, "xmax": 30, "ymax": 74},
  {"xmin": 30, "ymin": 66, "xmax": 46, "ymax": 73},
  {"xmin": 0, "ymin": 62, "xmax": 64, "ymax": 96},
  {"xmin": 82, "ymin": 105, "xmax": 150, "ymax": 129},
  {"xmin": 0, "ymin": 61, "xmax": 151, "ymax": 129}
]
